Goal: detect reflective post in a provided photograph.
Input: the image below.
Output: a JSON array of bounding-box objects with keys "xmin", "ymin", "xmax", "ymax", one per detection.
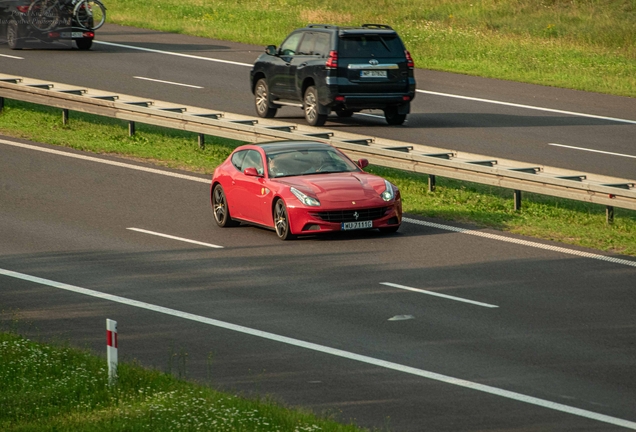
[{"xmin": 106, "ymin": 319, "xmax": 118, "ymax": 385}]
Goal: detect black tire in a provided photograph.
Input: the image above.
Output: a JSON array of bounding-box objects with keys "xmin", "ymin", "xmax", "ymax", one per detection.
[
  {"xmin": 7, "ymin": 19, "xmax": 22, "ymax": 50},
  {"xmin": 212, "ymin": 184, "xmax": 239, "ymax": 227},
  {"xmin": 75, "ymin": 38, "xmax": 93, "ymax": 50},
  {"xmin": 379, "ymin": 225, "xmax": 400, "ymax": 234},
  {"xmin": 304, "ymin": 86, "xmax": 327, "ymax": 126},
  {"xmin": 274, "ymin": 199, "xmax": 295, "ymax": 240},
  {"xmin": 254, "ymin": 78, "xmax": 277, "ymax": 118},
  {"xmin": 384, "ymin": 107, "xmax": 407, "ymax": 126},
  {"xmin": 335, "ymin": 108, "xmax": 354, "ymax": 118}
]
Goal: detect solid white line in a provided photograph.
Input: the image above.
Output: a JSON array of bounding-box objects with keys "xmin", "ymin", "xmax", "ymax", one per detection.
[
  {"xmin": 133, "ymin": 76, "xmax": 203, "ymax": 89},
  {"xmin": 94, "ymin": 41, "xmax": 252, "ymax": 67},
  {"xmin": 380, "ymin": 282, "xmax": 498, "ymax": 308},
  {"xmin": 0, "ymin": 54, "xmax": 24, "ymax": 60},
  {"xmin": 1, "ymin": 267, "xmax": 634, "ymax": 430},
  {"xmin": 549, "ymin": 143, "xmax": 636, "ymax": 159},
  {"xmin": 0, "ymin": 139, "xmax": 210, "ymax": 184},
  {"xmin": 403, "ymin": 217, "xmax": 636, "ymax": 268},
  {"xmin": 417, "ymin": 90, "xmax": 636, "ymax": 125},
  {"xmin": 127, "ymin": 228, "xmax": 223, "ymax": 248},
  {"xmin": 3, "ymin": 138, "xmax": 634, "ymax": 268}
]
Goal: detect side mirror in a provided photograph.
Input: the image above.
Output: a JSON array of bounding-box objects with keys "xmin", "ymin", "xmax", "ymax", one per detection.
[
  {"xmin": 243, "ymin": 167, "xmax": 261, "ymax": 177},
  {"xmin": 357, "ymin": 158, "xmax": 369, "ymax": 169},
  {"xmin": 265, "ymin": 45, "xmax": 277, "ymax": 56}
]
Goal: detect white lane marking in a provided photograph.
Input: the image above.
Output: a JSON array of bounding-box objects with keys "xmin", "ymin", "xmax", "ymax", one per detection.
[
  {"xmin": 2, "ymin": 138, "xmax": 635, "ymax": 268},
  {"xmin": 403, "ymin": 217, "xmax": 636, "ymax": 268},
  {"xmin": 381, "ymin": 282, "xmax": 499, "ymax": 308},
  {"xmin": 0, "ymin": 54, "xmax": 24, "ymax": 60},
  {"xmin": 133, "ymin": 76, "xmax": 203, "ymax": 89},
  {"xmin": 127, "ymin": 228, "xmax": 222, "ymax": 248},
  {"xmin": 0, "ymin": 139, "xmax": 210, "ymax": 184},
  {"xmin": 1, "ymin": 267, "xmax": 635, "ymax": 430},
  {"xmin": 417, "ymin": 90, "xmax": 636, "ymax": 125},
  {"xmin": 549, "ymin": 143, "xmax": 636, "ymax": 159},
  {"xmin": 94, "ymin": 41, "xmax": 252, "ymax": 67},
  {"xmin": 96, "ymin": 40, "xmax": 635, "ymax": 125}
]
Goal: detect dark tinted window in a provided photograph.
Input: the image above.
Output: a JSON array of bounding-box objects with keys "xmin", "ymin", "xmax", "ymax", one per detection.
[
  {"xmin": 338, "ymin": 35, "xmax": 405, "ymax": 58},
  {"xmin": 231, "ymin": 151, "xmax": 247, "ymax": 171},
  {"xmin": 297, "ymin": 32, "xmax": 331, "ymax": 56},
  {"xmin": 242, "ymin": 150, "xmax": 264, "ymax": 175}
]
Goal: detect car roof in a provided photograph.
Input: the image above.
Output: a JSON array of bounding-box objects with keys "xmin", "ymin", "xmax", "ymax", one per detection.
[{"xmin": 254, "ymin": 140, "xmax": 333, "ymax": 154}]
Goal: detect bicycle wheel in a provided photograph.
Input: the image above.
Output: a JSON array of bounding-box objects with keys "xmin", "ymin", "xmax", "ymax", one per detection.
[
  {"xmin": 73, "ymin": 0, "xmax": 106, "ymax": 30},
  {"xmin": 28, "ymin": 0, "xmax": 61, "ymax": 32}
]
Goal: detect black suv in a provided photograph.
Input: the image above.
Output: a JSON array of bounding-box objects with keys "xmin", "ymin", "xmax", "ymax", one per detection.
[{"xmin": 250, "ymin": 24, "xmax": 416, "ymax": 126}]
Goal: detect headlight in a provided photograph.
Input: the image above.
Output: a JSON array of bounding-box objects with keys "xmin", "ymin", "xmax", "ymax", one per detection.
[
  {"xmin": 290, "ymin": 187, "xmax": 320, "ymax": 206},
  {"xmin": 381, "ymin": 180, "xmax": 395, "ymax": 201}
]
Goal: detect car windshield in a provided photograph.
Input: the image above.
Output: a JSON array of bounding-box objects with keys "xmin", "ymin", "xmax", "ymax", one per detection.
[{"xmin": 267, "ymin": 148, "xmax": 359, "ymax": 178}]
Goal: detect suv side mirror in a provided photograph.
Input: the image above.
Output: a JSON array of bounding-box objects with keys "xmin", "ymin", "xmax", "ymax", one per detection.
[
  {"xmin": 265, "ymin": 45, "xmax": 277, "ymax": 56},
  {"xmin": 357, "ymin": 159, "xmax": 369, "ymax": 169}
]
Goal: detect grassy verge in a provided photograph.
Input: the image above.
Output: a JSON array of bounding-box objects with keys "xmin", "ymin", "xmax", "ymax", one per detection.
[
  {"xmin": 1, "ymin": 99, "xmax": 635, "ymax": 256},
  {"xmin": 0, "ymin": 331, "xmax": 366, "ymax": 431},
  {"xmin": 103, "ymin": 0, "xmax": 636, "ymax": 97}
]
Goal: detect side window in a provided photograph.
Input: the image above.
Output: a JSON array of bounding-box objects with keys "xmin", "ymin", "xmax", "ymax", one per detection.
[
  {"xmin": 241, "ymin": 150, "xmax": 264, "ymax": 175},
  {"xmin": 279, "ymin": 32, "xmax": 303, "ymax": 56},
  {"xmin": 313, "ymin": 32, "xmax": 331, "ymax": 57},
  {"xmin": 231, "ymin": 150, "xmax": 247, "ymax": 171},
  {"xmin": 297, "ymin": 33, "xmax": 316, "ymax": 55}
]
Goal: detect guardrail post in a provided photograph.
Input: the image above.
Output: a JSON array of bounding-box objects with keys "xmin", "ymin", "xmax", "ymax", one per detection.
[
  {"xmin": 198, "ymin": 133, "xmax": 205, "ymax": 149},
  {"xmin": 128, "ymin": 121, "xmax": 136, "ymax": 136},
  {"xmin": 514, "ymin": 190, "xmax": 522, "ymax": 211},
  {"xmin": 106, "ymin": 319, "xmax": 118, "ymax": 385},
  {"xmin": 0, "ymin": 97, "xmax": 4, "ymax": 113},
  {"xmin": 62, "ymin": 109, "xmax": 69, "ymax": 125},
  {"xmin": 607, "ymin": 206, "xmax": 614, "ymax": 224},
  {"xmin": 428, "ymin": 175, "xmax": 436, "ymax": 192}
]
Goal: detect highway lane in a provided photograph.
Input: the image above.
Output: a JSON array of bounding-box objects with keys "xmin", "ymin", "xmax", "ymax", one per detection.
[
  {"xmin": 1, "ymin": 23, "xmax": 635, "ymax": 180},
  {"xmin": 1, "ymin": 137, "xmax": 636, "ymax": 431}
]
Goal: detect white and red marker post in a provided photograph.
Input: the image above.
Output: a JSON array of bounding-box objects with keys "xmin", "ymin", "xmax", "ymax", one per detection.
[{"xmin": 106, "ymin": 319, "xmax": 118, "ymax": 385}]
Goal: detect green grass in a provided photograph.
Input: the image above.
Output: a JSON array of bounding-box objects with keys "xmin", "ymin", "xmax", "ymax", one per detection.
[
  {"xmin": 1, "ymin": 99, "xmax": 635, "ymax": 256},
  {"xmin": 103, "ymin": 0, "xmax": 636, "ymax": 97},
  {"xmin": 0, "ymin": 331, "xmax": 366, "ymax": 431}
]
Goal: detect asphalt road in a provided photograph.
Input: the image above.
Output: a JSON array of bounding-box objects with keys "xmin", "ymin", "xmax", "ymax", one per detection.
[
  {"xmin": 0, "ymin": 23, "xmax": 635, "ymax": 180},
  {"xmin": 1, "ymin": 137, "xmax": 636, "ymax": 431}
]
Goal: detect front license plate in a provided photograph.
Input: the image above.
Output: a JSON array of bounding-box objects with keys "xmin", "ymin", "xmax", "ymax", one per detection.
[
  {"xmin": 360, "ymin": 70, "xmax": 387, "ymax": 78},
  {"xmin": 341, "ymin": 220, "xmax": 373, "ymax": 231},
  {"xmin": 60, "ymin": 32, "xmax": 84, "ymax": 38}
]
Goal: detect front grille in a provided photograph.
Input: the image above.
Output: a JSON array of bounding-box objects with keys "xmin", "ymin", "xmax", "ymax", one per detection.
[{"xmin": 312, "ymin": 207, "xmax": 390, "ymax": 223}]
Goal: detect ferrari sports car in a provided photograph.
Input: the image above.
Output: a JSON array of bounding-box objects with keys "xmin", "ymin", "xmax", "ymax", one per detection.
[{"xmin": 210, "ymin": 140, "xmax": 402, "ymax": 240}]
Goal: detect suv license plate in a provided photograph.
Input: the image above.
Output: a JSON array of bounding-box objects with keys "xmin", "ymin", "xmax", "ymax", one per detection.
[
  {"xmin": 341, "ymin": 220, "xmax": 373, "ymax": 231},
  {"xmin": 360, "ymin": 70, "xmax": 387, "ymax": 78},
  {"xmin": 60, "ymin": 32, "xmax": 84, "ymax": 38}
]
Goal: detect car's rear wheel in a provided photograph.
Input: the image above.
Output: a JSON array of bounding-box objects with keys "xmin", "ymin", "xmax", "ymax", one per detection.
[
  {"xmin": 212, "ymin": 184, "xmax": 239, "ymax": 227},
  {"xmin": 254, "ymin": 78, "xmax": 277, "ymax": 118},
  {"xmin": 7, "ymin": 19, "xmax": 22, "ymax": 50},
  {"xmin": 304, "ymin": 86, "xmax": 327, "ymax": 126},
  {"xmin": 75, "ymin": 38, "xmax": 93, "ymax": 50},
  {"xmin": 384, "ymin": 107, "xmax": 407, "ymax": 126},
  {"xmin": 274, "ymin": 199, "xmax": 295, "ymax": 240}
]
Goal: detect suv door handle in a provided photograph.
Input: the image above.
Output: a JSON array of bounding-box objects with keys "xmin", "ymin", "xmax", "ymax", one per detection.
[{"xmin": 298, "ymin": 63, "xmax": 307, "ymax": 68}]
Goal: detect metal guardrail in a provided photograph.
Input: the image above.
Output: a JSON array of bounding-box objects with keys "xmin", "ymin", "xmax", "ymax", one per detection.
[{"xmin": 1, "ymin": 74, "xmax": 635, "ymax": 219}]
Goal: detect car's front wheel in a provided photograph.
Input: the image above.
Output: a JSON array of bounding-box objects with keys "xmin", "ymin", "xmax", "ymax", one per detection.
[
  {"xmin": 304, "ymin": 86, "xmax": 327, "ymax": 126},
  {"xmin": 254, "ymin": 78, "xmax": 277, "ymax": 118},
  {"xmin": 379, "ymin": 226, "xmax": 400, "ymax": 234},
  {"xmin": 212, "ymin": 184, "xmax": 239, "ymax": 227},
  {"xmin": 7, "ymin": 19, "xmax": 22, "ymax": 50},
  {"xmin": 274, "ymin": 199, "xmax": 295, "ymax": 240},
  {"xmin": 384, "ymin": 107, "xmax": 407, "ymax": 126}
]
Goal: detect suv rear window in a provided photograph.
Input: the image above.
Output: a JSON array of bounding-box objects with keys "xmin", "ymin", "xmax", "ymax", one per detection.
[{"xmin": 338, "ymin": 35, "xmax": 405, "ymax": 58}]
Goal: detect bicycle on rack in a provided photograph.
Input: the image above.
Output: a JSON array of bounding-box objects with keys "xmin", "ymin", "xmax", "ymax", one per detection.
[{"xmin": 27, "ymin": 0, "xmax": 106, "ymax": 32}]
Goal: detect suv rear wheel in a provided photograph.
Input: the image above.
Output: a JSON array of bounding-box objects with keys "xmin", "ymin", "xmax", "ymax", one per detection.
[
  {"xmin": 304, "ymin": 86, "xmax": 327, "ymax": 126},
  {"xmin": 384, "ymin": 106, "xmax": 407, "ymax": 126},
  {"xmin": 7, "ymin": 19, "xmax": 22, "ymax": 50},
  {"xmin": 254, "ymin": 78, "xmax": 277, "ymax": 118}
]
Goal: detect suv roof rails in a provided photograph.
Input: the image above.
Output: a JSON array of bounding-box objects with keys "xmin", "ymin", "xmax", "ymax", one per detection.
[
  {"xmin": 361, "ymin": 23, "xmax": 393, "ymax": 30},
  {"xmin": 307, "ymin": 24, "xmax": 339, "ymax": 29}
]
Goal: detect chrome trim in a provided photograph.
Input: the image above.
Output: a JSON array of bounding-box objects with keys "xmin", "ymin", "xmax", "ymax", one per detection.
[{"xmin": 347, "ymin": 63, "xmax": 399, "ymax": 70}]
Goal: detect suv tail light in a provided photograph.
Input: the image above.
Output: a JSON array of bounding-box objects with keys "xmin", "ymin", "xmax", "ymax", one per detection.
[
  {"xmin": 326, "ymin": 50, "xmax": 338, "ymax": 69},
  {"xmin": 16, "ymin": 5, "xmax": 29, "ymax": 13},
  {"xmin": 405, "ymin": 50, "xmax": 414, "ymax": 69}
]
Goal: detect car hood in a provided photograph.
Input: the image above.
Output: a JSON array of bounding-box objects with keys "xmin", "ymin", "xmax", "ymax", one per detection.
[{"xmin": 275, "ymin": 172, "xmax": 388, "ymax": 205}]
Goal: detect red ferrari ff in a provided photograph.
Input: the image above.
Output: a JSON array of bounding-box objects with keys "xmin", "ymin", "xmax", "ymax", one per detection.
[{"xmin": 210, "ymin": 140, "xmax": 402, "ymax": 240}]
